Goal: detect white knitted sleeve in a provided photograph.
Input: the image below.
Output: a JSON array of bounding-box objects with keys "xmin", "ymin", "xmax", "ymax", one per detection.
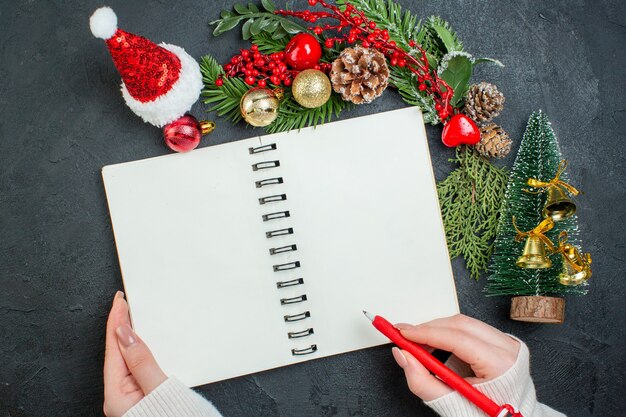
[
  {"xmin": 424, "ymin": 340, "xmax": 566, "ymax": 417},
  {"xmin": 123, "ymin": 378, "xmax": 224, "ymax": 417}
]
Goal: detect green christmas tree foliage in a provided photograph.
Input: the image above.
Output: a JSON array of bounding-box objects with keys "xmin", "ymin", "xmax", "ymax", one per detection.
[
  {"xmin": 437, "ymin": 147, "xmax": 508, "ymax": 280},
  {"xmin": 485, "ymin": 112, "xmax": 587, "ymax": 296}
]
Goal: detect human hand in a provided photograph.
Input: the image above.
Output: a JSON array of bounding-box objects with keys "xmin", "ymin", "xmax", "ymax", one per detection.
[
  {"xmin": 103, "ymin": 291, "xmax": 167, "ymax": 417},
  {"xmin": 391, "ymin": 314, "xmax": 520, "ymax": 402}
]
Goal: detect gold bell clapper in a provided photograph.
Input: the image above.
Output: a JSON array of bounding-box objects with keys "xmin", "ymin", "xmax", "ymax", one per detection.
[
  {"xmin": 525, "ymin": 160, "xmax": 580, "ymax": 222},
  {"xmin": 543, "ymin": 185, "xmax": 576, "ymax": 221},
  {"xmin": 512, "ymin": 217, "xmax": 556, "ymax": 269},
  {"xmin": 555, "ymin": 232, "xmax": 592, "ymax": 286}
]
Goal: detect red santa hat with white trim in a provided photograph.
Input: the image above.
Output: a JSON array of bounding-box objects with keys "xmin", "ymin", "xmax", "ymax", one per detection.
[{"xmin": 89, "ymin": 7, "xmax": 202, "ymax": 127}]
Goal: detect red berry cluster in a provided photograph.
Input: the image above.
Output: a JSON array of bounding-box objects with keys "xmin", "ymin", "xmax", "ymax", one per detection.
[
  {"xmin": 279, "ymin": 0, "xmax": 454, "ymax": 121},
  {"xmin": 217, "ymin": 44, "xmax": 333, "ymax": 88},
  {"xmin": 216, "ymin": 45, "xmax": 297, "ymax": 88}
]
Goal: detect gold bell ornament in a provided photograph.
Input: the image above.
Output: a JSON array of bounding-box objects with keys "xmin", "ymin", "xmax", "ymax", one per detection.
[
  {"xmin": 240, "ymin": 87, "xmax": 282, "ymax": 127},
  {"xmin": 554, "ymin": 232, "xmax": 592, "ymax": 285},
  {"xmin": 513, "ymin": 217, "xmax": 555, "ymax": 269},
  {"xmin": 542, "ymin": 185, "xmax": 576, "ymax": 221},
  {"xmin": 526, "ymin": 160, "xmax": 580, "ymax": 221}
]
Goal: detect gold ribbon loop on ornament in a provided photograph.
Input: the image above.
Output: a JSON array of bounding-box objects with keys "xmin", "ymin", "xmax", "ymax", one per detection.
[
  {"xmin": 512, "ymin": 216, "xmax": 556, "ymax": 252},
  {"xmin": 553, "ymin": 231, "xmax": 592, "ymax": 273},
  {"xmin": 524, "ymin": 160, "xmax": 580, "ymax": 196}
]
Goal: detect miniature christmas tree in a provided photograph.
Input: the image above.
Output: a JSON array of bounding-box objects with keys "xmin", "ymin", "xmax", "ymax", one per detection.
[{"xmin": 485, "ymin": 111, "xmax": 587, "ymax": 322}]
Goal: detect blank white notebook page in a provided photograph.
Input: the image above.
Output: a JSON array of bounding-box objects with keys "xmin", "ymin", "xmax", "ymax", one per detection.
[{"xmin": 102, "ymin": 106, "xmax": 458, "ymax": 388}]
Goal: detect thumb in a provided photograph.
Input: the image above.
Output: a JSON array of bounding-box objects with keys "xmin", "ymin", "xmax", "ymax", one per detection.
[{"xmin": 116, "ymin": 324, "xmax": 167, "ymax": 394}]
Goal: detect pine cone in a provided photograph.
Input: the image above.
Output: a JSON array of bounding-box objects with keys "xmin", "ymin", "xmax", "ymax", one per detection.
[
  {"xmin": 464, "ymin": 82, "xmax": 505, "ymax": 123},
  {"xmin": 475, "ymin": 123, "xmax": 512, "ymax": 158},
  {"xmin": 329, "ymin": 46, "xmax": 389, "ymax": 104}
]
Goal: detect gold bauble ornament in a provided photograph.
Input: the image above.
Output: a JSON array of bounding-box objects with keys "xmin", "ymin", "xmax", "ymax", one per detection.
[
  {"xmin": 291, "ymin": 69, "xmax": 332, "ymax": 108},
  {"xmin": 240, "ymin": 87, "xmax": 280, "ymax": 127}
]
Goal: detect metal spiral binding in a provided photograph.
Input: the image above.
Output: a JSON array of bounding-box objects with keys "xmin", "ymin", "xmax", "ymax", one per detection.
[
  {"xmin": 262, "ymin": 211, "xmax": 290, "ymax": 222},
  {"xmin": 276, "ymin": 278, "xmax": 304, "ymax": 288},
  {"xmin": 288, "ymin": 328, "xmax": 314, "ymax": 338},
  {"xmin": 269, "ymin": 244, "xmax": 297, "ymax": 255},
  {"xmin": 292, "ymin": 345, "xmax": 317, "ymax": 355},
  {"xmin": 266, "ymin": 228, "xmax": 293, "ymax": 238},
  {"xmin": 273, "ymin": 261, "xmax": 300, "ymax": 272},
  {"xmin": 280, "ymin": 294, "xmax": 307, "ymax": 305},
  {"xmin": 256, "ymin": 177, "xmax": 283, "ymax": 188},
  {"xmin": 251, "ymin": 142, "xmax": 317, "ymax": 356},
  {"xmin": 252, "ymin": 160, "xmax": 280, "ymax": 171},
  {"xmin": 259, "ymin": 194, "xmax": 287, "ymax": 205},
  {"xmin": 249, "ymin": 144, "xmax": 276, "ymax": 154},
  {"xmin": 284, "ymin": 311, "xmax": 310, "ymax": 322}
]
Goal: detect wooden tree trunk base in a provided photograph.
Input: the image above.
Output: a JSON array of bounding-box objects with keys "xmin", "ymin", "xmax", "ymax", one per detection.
[{"xmin": 510, "ymin": 296, "xmax": 565, "ymax": 323}]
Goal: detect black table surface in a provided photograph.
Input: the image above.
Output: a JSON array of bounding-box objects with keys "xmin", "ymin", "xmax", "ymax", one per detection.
[{"xmin": 1, "ymin": 0, "xmax": 625, "ymax": 416}]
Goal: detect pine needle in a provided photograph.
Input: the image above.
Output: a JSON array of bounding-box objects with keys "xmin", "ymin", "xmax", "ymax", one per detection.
[
  {"xmin": 336, "ymin": 0, "xmax": 422, "ymax": 50},
  {"xmin": 389, "ymin": 67, "xmax": 439, "ymax": 124},
  {"xmin": 251, "ymin": 31, "xmax": 290, "ymax": 54},
  {"xmin": 437, "ymin": 146, "xmax": 508, "ymax": 279},
  {"xmin": 417, "ymin": 16, "xmax": 464, "ymax": 64},
  {"xmin": 200, "ymin": 55, "xmax": 249, "ymax": 124},
  {"xmin": 266, "ymin": 91, "xmax": 351, "ymax": 134}
]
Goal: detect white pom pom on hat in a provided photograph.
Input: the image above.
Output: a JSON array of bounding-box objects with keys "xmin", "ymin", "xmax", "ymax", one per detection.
[{"xmin": 90, "ymin": 7, "xmax": 118, "ymax": 40}]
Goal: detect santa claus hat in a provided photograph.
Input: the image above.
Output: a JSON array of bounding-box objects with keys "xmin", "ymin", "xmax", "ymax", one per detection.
[{"xmin": 89, "ymin": 7, "xmax": 202, "ymax": 127}]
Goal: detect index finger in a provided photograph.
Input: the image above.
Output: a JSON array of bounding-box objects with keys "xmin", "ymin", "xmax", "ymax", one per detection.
[
  {"xmin": 396, "ymin": 316, "xmax": 496, "ymax": 368},
  {"xmin": 420, "ymin": 315, "xmax": 517, "ymax": 353},
  {"xmin": 104, "ymin": 291, "xmax": 131, "ymax": 382}
]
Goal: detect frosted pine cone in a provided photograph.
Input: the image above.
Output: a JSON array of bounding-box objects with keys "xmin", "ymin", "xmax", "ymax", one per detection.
[
  {"xmin": 464, "ymin": 82, "xmax": 505, "ymax": 123},
  {"xmin": 475, "ymin": 123, "xmax": 512, "ymax": 158},
  {"xmin": 329, "ymin": 46, "xmax": 389, "ymax": 104}
]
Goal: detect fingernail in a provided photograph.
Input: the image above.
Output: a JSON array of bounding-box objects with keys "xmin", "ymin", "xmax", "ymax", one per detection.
[
  {"xmin": 392, "ymin": 347, "xmax": 408, "ymax": 369},
  {"xmin": 394, "ymin": 323, "xmax": 413, "ymax": 331},
  {"xmin": 115, "ymin": 290, "xmax": 125, "ymax": 299},
  {"xmin": 116, "ymin": 325, "xmax": 137, "ymax": 348}
]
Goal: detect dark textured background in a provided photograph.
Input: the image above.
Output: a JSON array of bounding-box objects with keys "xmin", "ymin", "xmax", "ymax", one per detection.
[{"xmin": 1, "ymin": 0, "xmax": 625, "ymax": 416}]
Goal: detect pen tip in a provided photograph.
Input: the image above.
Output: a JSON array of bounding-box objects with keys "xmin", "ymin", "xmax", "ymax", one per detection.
[{"xmin": 362, "ymin": 310, "xmax": 375, "ymax": 321}]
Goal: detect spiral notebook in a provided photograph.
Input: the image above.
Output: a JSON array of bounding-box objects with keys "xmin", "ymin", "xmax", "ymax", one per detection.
[{"xmin": 102, "ymin": 107, "xmax": 459, "ymax": 387}]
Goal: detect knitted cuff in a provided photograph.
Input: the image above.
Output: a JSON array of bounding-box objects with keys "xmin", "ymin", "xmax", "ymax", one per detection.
[
  {"xmin": 424, "ymin": 337, "xmax": 537, "ymax": 417},
  {"xmin": 123, "ymin": 378, "xmax": 223, "ymax": 417}
]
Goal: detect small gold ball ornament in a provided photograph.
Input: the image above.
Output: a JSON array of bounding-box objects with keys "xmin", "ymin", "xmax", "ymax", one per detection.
[
  {"xmin": 240, "ymin": 87, "xmax": 280, "ymax": 127},
  {"xmin": 292, "ymin": 69, "xmax": 332, "ymax": 108}
]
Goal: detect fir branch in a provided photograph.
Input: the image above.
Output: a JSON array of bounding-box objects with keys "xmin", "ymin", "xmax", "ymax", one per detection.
[
  {"xmin": 211, "ymin": 1, "xmax": 308, "ymax": 39},
  {"xmin": 250, "ymin": 31, "xmax": 290, "ymax": 54},
  {"xmin": 437, "ymin": 146, "xmax": 508, "ymax": 279},
  {"xmin": 335, "ymin": 1, "xmax": 465, "ymax": 120},
  {"xmin": 389, "ymin": 67, "xmax": 439, "ymax": 124},
  {"xmin": 417, "ymin": 16, "xmax": 464, "ymax": 65},
  {"xmin": 200, "ymin": 53, "xmax": 349, "ymax": 132},
  {"xmin": 336, "ymin": 0, "xmax": 422, "ymax": 51},
  {"xmin": 266, "ymin": 92, "xmax": 351, "ymax": 134},
  {"xmin": 200, "ymin": 55, "xmax": 249, "ymax": 124}
]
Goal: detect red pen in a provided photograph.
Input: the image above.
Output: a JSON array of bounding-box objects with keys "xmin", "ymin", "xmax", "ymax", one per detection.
[{"xmin": 363, "ymin": 311, "xmax": 522, "ymax": 417}]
